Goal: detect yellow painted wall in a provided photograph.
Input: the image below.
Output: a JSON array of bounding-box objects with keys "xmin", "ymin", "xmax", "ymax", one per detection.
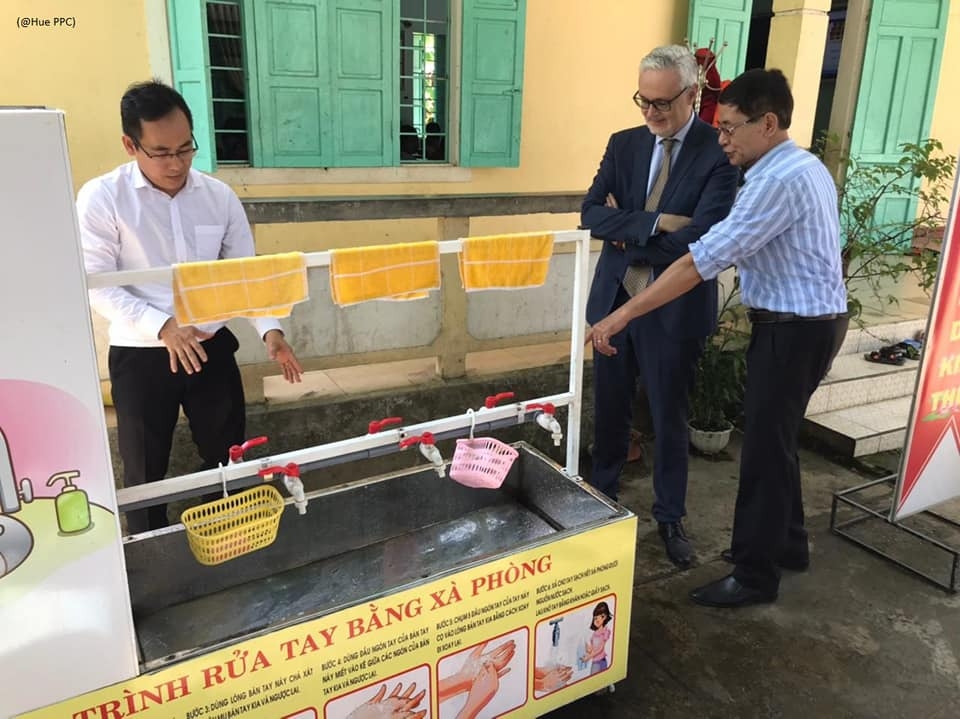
[
  {"xmin": 929, "ymin": 2, "xmax": 960, "ymax": 163},
  {"xmin": 3, "ymin": 0, "xmax": 956, "ymax": 211},
  {"xmin": 1, "ymin": 0, "xmax": 687, "ymax": 202},
  {"xmin": 0, "ymin": 1, "xmax": 150, "ymax": 192}
]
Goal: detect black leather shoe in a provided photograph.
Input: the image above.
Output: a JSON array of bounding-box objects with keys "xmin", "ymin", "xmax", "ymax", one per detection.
[
  {"xmin": 658, "ymin": 522, "xmax": 693, "ymax": 569},
  {"xmin": 689, "ymin": 574, "xmax": 777, "ymax": 608},
  {"xmin": 720, "ymin": 548, "xmax": 809, "ymax": 571}
]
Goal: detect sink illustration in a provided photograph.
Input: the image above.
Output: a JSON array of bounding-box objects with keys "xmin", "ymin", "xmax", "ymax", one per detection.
[
  {"xmin": 1, "ymin": 426, "xmax": 35, "ymax": 577},
  {"xmin": 0, "ymin": 516, "xmax": 33, "ymax": 577}
]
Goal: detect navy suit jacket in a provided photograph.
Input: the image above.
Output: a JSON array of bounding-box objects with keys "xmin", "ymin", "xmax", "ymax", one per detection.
[{"xmin": 582, "ymin": 118, "xmax": 739, "ymax": 339}]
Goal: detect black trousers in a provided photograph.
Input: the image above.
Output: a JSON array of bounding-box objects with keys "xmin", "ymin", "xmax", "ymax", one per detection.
[
  {"xmin": 109, "ymin": 327, "xmax": 246, "ymax": 533},
  {"xmin": 731, "ymin": 316, "xmax": 848, "ymax": 593},
  {"xmin": 591, "ymin": 285, "xmax": 704, "ymax": 519}
]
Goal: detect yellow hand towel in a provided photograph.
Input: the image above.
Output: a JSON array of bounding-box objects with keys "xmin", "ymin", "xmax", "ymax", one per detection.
[
  {"xmin": 458, "ymin": 232, "xmax": 554, "ymax": 291},
  {"xmin": 329, "ymin": 241, "xmax": 441, "ymax": 306},
  {"xmin": 173, "ymin": 252, "xmax": 309, "ymax": 325}
]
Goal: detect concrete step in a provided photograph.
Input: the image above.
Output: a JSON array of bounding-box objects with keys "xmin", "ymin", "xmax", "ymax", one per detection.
[
  {"xmin": 803, "ymin": 395, "xmax": 913, "ymax": 457},
  {"xmin": 835, "ymin": 318, "xmax": 926, "ymax": 357},
  {"xmin": 807, "ymin": 354, "xmax": 918, "ymax": 415},
  {"xmin": 801, "ymin": 318, "xmax": 925, "ymax": 458}
]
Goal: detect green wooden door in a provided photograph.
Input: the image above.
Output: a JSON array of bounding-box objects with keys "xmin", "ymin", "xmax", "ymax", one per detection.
[
  {"xmin": 460, "ymin": 0, "xmax": 526, "ymax": 167},
  {"xmin": 167, "ymin": 0, "xmax": 216, "ymax": 172},
  {"xmin": 687, "ymin": 0, "xmax": 752, "ymax": 81},
  {"xmin": 848, "ymin": 0, "xmax": 949, "ymax": 229}
]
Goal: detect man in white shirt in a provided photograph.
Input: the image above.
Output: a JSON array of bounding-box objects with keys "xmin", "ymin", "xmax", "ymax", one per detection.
[{"xmin": 77, "ymin": 80, "xmax": 303, "ymax": 533}]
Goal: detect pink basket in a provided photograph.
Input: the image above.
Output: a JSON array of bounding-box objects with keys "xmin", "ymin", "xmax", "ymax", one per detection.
[{"xmin": 449, "ymin": 437, "xmax": 519, "ymax": 489}]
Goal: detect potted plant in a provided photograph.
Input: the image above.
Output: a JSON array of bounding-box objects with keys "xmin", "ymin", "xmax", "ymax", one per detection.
[
  {"xmin": 688, "ymin": 278, "xmax": 748, "ymax": 454},
  {"xmin": 817, "ymin": 136, "xmax": 955, "ymax": 322}
]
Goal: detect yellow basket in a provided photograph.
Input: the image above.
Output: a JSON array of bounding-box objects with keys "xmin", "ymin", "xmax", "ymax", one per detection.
[{"xmin": 180, "ymin": 485, "xmax": 285, "ymax": 566}]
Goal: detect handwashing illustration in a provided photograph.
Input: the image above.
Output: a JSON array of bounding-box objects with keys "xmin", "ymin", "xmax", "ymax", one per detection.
[
  {"xmin": 0, "ymin": 426, "xmax": 36, "ymax": 578},
  {"xmin": 0, "ymin": 412, "xmax": 109, "ymax": 581}
]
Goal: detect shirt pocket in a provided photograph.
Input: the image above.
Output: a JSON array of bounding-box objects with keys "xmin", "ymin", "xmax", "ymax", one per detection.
[{"xmin": 193, "ymin": 224, "xmax": 225, "ymax": 260}]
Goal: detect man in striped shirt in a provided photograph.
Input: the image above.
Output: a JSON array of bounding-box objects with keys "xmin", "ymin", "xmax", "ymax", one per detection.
[{"xmin": 588, "ymin": 68, "xmax": 848, "ymax": 608}]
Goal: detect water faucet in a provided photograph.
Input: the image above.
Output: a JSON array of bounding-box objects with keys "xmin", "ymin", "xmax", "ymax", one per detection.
[
  {"xmin": 484, "ymin": 391, "xmax": 515, "ymax": 409},
  {"xmin": 399, "ymin": 432, "xmax": 445, "ymax": 477},
  {"xmin": 527, "ymin": 403, "xmax": 563, "ymax": 446},
  {"xmin": 228, "ymin": 435, "xmax": 269, "ymax": 464},
  {"xmin": 258, "ymin": 462, "xmax": 307, "ymax": 515},
  {"xmin": 0, "ymin": 426, "xmax": 33, "ymax": 513},
  {"xmin": 368, "ymin": 416, "xmax": 403, "ymax": 434}
]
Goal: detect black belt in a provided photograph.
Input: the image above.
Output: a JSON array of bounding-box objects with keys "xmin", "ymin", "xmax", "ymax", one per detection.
[{"xmin": 747, "ymin": 309, "xmax": 845, "ymax": 324}]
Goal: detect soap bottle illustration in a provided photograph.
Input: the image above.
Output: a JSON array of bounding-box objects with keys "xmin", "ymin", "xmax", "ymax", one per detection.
[{"xmin": 47, "ymin": 471, "xmax": 91, "ymax": 533}]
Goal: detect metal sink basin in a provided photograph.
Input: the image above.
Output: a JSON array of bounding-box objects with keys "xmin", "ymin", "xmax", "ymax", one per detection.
[{"xmin": 123, "ymin": 442, "xmax": 624, "ymax": 670}]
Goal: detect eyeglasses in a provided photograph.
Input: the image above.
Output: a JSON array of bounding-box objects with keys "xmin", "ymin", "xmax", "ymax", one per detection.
[
  {"xmin": 132, "ymin": 134, "xmax": 199, "ymax": 161},
  {"xmin": 633, "ymin": 88, "xmax": 687, "ymax": 113},
  {"xmin": 716, "ymin": 116, "xmax": 763, "ymax": 138}
]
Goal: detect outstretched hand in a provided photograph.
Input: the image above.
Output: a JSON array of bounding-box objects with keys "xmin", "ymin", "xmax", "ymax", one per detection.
[
  {"xmin": 585, "ymin": 306, "xmax": 632, "ymax": 357},
  {"xmin": 264, "ymin": 329, "xmax": 303, "ymax": 383}
]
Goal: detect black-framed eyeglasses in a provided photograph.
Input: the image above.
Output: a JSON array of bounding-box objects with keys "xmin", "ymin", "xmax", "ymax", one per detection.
[
  {"xmin": 132, "ymin": 134, "xmax": 199, "ymax": 161},
  {"xmin": 716, "ymin": 116, "xmax": 763, "ymax": 138},
  {"xmin": 633, "ymin": 87, "xmax": 688, "ymax": 112}
]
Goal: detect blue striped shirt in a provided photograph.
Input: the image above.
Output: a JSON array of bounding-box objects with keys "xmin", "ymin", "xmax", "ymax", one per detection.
[{"xmin": 689, "ymin": 139, "xmax": 847, "ymax": 315}]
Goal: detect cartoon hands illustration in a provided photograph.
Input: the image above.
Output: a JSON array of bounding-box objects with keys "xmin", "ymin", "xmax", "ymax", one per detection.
[
  {"xmin": 438, "ymin": 639, "xmax": 516, "ymax": 701},
  {"xmin": 455, "ymin": 662, "xmax": 504, "ymax": 719},
  {"xmin": 346, "ymin": 682, "xmax": 427, "ymax": 719},
  {"xmin": 534, "ymin": 664, "xmax": 573, "ymax": 693}
]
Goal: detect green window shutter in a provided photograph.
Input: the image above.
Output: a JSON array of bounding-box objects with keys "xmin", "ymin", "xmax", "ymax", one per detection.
[
  {"xmin": 167, "ymin": 0, "xmax": 216, "ymax": 172},
  {"xmin": 247, "ymin": 0, "xmax": 332, "ymax": 167},
  {"xmin": 687, "ymin": 0, "xmax": 752, "ymax": 80},
  {"xmin": 247, "ymin": 0, "xmax": 393, "ymax": 168},
  {"xmin": 848, "ymin": 0, "xmax": 949, "ymax": 232},
  {"xmin": 460, "ymin": 0, "xmax": 526, "ymax": 168},
  {"xmin": 330, "ymin": 0, "xmax": 396, "ymax": 166}
]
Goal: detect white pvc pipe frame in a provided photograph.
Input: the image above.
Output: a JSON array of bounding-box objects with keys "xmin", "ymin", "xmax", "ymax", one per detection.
[{"xmin": 93, "ymin": 230, "xmax": 592, "ymax": 511}]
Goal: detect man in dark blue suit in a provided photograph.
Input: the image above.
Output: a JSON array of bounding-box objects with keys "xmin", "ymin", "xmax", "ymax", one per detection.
[{"xmin": 582, "ymin": 45, "xmax": 738, "ymax": 568}]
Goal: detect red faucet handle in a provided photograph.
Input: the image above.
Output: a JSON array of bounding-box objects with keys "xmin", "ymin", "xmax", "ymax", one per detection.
[
  {"xmin": 258, "ymin": 465, "xmax": 287, "ymax": 479},
  {"xmin": 368, "ymin": 417, "xmax": 403, "ymax": 434},
  {"xmin": 230, "ymin": 436, "xmax": 269, "ymax": 462},
  {"xmin": 399, "ymin": 432, "xmax": 435, "ymax": 450},
  {"xmin": 484, "ymin": 391, "xmax": 516, "ymax": 409},
  {"xmin": 283, "ymin": 462, "xmax": 301, "ymax": 479},
  {"xmin": 526, "ymin": 402, "xmax": 556, "ymax": 414}
]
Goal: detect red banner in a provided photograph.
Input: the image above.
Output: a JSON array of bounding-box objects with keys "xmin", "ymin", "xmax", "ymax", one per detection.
[{"xmin": 894, "ymin": 168, "xmax": 960, "ymax": 520}]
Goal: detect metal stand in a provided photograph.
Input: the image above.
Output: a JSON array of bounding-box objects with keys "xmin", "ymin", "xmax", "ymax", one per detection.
[{"xmin": 831, "ymin": 475, "xmax": 960, "ymax": 593}]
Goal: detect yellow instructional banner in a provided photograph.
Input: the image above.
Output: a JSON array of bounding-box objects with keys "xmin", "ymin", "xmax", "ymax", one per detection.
[{"xmin": 19, "ymin": 517, "xmax": 637, "ymax": 719}]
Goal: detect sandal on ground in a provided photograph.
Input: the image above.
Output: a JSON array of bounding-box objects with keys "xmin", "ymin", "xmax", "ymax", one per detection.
[
  {"xmin": 864, "ymin": 346, "xmax": 906, "ymax": 365},
  {"xmin": 896, "ymin": 341, "xmax": 921, "ymax": 360}
]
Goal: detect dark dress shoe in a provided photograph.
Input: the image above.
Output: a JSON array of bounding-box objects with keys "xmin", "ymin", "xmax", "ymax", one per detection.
[
  {"xmin": 658, "ymin": 522, "xmax": 693, "ymax": 568},
  {"xmin": 720, "ymin": 548, "xmax": 809, "ymax": 571},
  {"xmin": 689, "ymin": 574, "xmax": 777, "ymax": 608}
]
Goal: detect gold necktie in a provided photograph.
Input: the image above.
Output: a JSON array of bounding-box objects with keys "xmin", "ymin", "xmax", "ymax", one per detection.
[{"xmin": 623, "ymin": 138, "xmax": 676, "ymax": 297}]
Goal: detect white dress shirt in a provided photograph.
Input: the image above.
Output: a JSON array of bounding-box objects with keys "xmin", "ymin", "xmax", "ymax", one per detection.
[{"xmin": 77, "ymin": 162, "xmax": 281, "ymax": 347}]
